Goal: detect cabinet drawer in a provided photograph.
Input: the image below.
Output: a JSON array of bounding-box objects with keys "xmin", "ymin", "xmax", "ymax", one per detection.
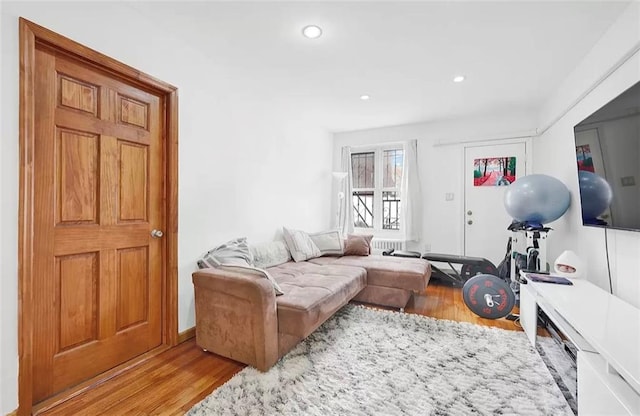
[{"xmin": 578, "ymin": 351, "xmax": 640, "ymax": 415}]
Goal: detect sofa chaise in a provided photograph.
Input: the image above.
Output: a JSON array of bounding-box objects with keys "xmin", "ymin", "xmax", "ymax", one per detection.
[{"xmin": 192, "ymin": 242, "xmax": 431, "ymax": 371}]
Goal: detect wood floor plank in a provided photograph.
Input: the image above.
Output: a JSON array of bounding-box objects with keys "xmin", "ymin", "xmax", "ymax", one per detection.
[{"xmin": 38, "ymin": 282, "xmax": 539, "ymax": 415}]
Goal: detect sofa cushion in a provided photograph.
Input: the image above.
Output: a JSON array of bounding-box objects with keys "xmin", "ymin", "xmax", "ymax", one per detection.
[
  {"xmin": 308, "ymin": 255, "xmax": 431, "ymax": 292},
  {"xmin": 343, "ymin": 234, "xmax": 373, "ymax": 256},
  {"xmin": 197, "ymin": 237, "xmax": 253, "ymax": 268},
  {"xmin": 250, "ymin": 240, "xmax": 292, "ymax": 269},
  {"xmin": 309, "ymin": 230, "xmax": 344, "ymax": 256},
  {"xmin": 282, "ymin": 227, "xmax": 322, "ymax": 262},
  {"xmin": 268, "ymin": 262, "xmax": 366, "ymax": 338}
]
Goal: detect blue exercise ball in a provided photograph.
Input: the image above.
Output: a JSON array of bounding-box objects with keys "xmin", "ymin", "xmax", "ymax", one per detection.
[
  {"xmin": 504, "ymin": 174, "xmax": 571, "ymax": 224},
  {"xmin": 578, "ymin": 171, "xmax": 612, "ymax": 220}
]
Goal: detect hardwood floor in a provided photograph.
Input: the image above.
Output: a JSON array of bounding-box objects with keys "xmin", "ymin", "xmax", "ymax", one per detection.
[
  {"xmin": 36, "ymin": 341, "xmax": 243, "ymax": 416},
  {"xmin": 38, "ymin": 282, "xmax": 537, "ymax": 415}
]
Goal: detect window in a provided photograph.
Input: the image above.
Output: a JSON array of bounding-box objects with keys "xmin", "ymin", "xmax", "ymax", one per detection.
[
  {"xmin": 351, "ymin": 147, "xmax": 404, "ymax": 233},
  {"xmin": 352, "ymin": 152, "xmax": 375, "ymax": 228}
]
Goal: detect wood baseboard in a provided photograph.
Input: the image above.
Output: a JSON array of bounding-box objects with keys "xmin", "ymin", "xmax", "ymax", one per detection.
[
  {"xmin": 6, "ymin": 409, "xmax": 18, "ymax": 416},
  {"xmin": 178, "ymin": 327, "xmax": 195, "ymax": 344}
]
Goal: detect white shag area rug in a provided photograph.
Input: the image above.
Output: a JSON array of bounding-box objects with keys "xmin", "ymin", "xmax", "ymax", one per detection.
[{"xmin": 188, "ymin": 305, "xmax": 572, "ymax": 416}]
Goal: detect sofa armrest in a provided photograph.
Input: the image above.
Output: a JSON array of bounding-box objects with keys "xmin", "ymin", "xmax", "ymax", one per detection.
[{"xmin": 192, "ymin": 268, "xmax": 279, "ymax": 371}]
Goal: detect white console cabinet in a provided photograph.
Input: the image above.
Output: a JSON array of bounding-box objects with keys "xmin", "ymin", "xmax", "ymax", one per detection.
[{"xmin": 519, "ymin": 277, "xmax": 640, "ymax": 415}]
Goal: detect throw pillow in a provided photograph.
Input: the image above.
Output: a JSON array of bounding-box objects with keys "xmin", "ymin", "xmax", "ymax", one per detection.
[
  {"xmin": 216, "ymin": 263, "xmax": 284, "ymax": 296},
  {"xmin": 197, "ymin": 237, "xmax": 253, "ymax": 268},
  {"xmin": 282, "ymin": 227, "xmax": 321, "ymax": 262},
  {"xmin": 309, "ymin": 230, "xmax": 344, "ymax": 256},
  {"xmin": 250, "ymin": 240, "xmax": 292, "ymax": 269},
  {"xmin": 343, "ymin": 234, "xmax": 374, "ymax": 256}
]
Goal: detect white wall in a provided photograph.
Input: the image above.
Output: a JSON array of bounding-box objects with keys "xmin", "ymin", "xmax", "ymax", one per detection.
[
  {"xmin": 533, "ymin": 2, "xmax": 640, "ymax": 307},
  {"xmin": 333, "ymin": 111, "xmax": 537, "ymax": 255},
  {"xmin": 0, "ymin": 2, "xmax": 333, "ymax": 413}
]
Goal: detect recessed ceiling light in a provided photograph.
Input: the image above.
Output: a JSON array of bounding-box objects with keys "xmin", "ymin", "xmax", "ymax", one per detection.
[
  {"xmin": 453, "ymin": 75, "xmax": 466, "ymax": 83},
  {"xmin": 360, "ymin": 95, "xmax": 370, "ymax": 100},
  {"xmin": 302, "ymin": 25, "xmax": 323, "ymax": 39}
]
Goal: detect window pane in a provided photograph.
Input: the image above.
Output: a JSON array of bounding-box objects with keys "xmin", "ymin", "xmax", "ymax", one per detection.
[
  {"xmin": 351, "ymin": 152, "xmax": 375, "ymax": 188},
  {"xmin": 382, "ymin": 191, "xmax": 401, "ymax": 230},
  {"xmin": 353, "ymin": 191, "xmax": 374, "ymax": 228},
  {"xmin": 383, "ymin": 149, "xmax": 404, "ymax": 188}
]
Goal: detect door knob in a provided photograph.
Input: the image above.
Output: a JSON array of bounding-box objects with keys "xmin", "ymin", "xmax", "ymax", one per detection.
[
  {"xmin": 151, "ymin": 229, "xmax": 164, "ymax": 238},
  {"xmin": 467, "ymin": 220, "xmax": 473, "ymax": 225}
]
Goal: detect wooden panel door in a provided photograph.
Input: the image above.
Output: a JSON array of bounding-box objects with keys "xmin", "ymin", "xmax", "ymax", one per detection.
[{"xmin": 32, "ymin": 46, "xmax": 164, "ymax": 402}]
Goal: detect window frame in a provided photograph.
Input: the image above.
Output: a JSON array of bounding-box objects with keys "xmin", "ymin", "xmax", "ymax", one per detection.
[{"xmin": 351, "ymin": 144, "xmax": 404, "ymax": 237}]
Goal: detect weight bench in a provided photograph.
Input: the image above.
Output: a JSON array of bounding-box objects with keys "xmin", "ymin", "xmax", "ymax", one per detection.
[
  {"xmin": 382, "ymin": 250, "xmax": 498, "ymax": 286},
  {"xmin": 421, "ymin": 253, "xmax": 498, "ymax": 286}
]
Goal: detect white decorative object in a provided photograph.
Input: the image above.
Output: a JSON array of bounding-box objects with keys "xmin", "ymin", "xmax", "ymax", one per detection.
[{"xmin": 554, "ymin": 249, "xmax": 584, "ymax": 278}]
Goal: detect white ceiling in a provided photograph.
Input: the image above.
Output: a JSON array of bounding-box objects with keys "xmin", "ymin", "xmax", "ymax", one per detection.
[{"xmin": 130, "ymin": 1, "xmax": 630, "ymax": 132}]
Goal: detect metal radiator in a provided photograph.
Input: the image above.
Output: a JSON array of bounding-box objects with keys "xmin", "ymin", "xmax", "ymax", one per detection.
[{"xmin": 370, "ymin": 239, "xmax": 406, "ymax": 252}]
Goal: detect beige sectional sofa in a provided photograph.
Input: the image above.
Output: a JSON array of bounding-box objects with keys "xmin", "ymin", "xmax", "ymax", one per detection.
[{"xmin": 192, "ymin": 249, "xmax": 431, "ymax": 371}]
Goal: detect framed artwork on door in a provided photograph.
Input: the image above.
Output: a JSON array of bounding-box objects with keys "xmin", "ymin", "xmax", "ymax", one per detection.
[{"xmin": 473, "ymin": 157, "xmax": 517, "ymax": 186}]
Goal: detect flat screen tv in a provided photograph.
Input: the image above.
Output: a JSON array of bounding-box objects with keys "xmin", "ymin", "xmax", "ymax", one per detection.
[{"xmin": 573, "ymin": 80, "xmax": 640, "ymax": 232}]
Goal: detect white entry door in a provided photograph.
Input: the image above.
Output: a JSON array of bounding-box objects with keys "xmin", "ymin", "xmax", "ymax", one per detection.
[{"xmin": 464, "ymin": 141, "xmax": 528, "ymax": 266}]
